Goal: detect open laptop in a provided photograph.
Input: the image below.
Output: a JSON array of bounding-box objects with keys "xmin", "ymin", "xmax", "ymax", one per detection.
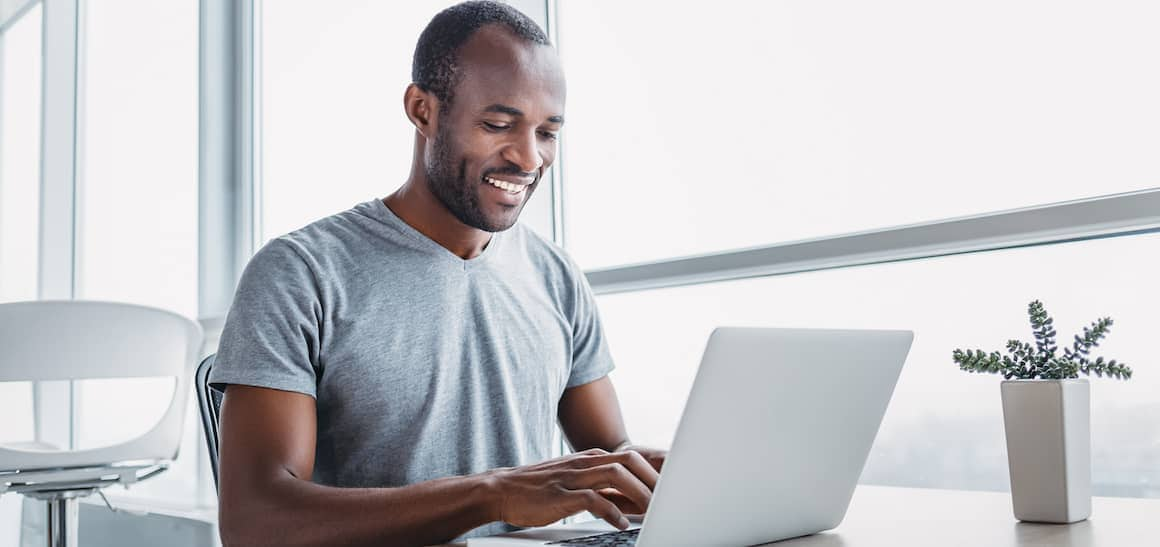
[{"xmin": 469, "ymin": 327, "xmax": 913, "ymax": 547}]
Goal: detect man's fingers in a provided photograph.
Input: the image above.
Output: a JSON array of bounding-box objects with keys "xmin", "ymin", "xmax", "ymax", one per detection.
[
  {"xmin": 642, "ymin": 452, "xmax": 664, "ymax": 472},
  {"xmin": 564, "ymin": 463, "xmax": 652, "ymax": 514},
  {"xmin": 617, "ymin": 450, "xmax": 660, "ymax": 488},
  {"xmin": 598, "ymin": 488, "xmax": 645, "ymax": 515},
  {"xmin": 572, "ymin": 490, "xmax": 629, "ymax": 530},
  {"xmin": 567, "ymin": 451, "xmax": 659, "ymax": 490}
]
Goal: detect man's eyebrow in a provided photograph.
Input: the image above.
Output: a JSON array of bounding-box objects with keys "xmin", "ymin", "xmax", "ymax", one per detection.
[
  {"xmin": 483, "ymin": 104, "xmax": 523, "ymax": 117},
  {"xmin": 483, "ymin": 104, "xmax": 564, "ymax": 124}
]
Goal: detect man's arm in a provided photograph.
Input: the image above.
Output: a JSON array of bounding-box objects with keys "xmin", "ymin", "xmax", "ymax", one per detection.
[
  {"xmin": 557, "ymin": 377, "xmax": 667, "ymax": 473},
  {"xmin": 218, "ymin": 384, "xmax": 658, "ymax": 546}
]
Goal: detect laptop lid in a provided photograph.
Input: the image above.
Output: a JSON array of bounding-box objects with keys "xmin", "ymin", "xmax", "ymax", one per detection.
[{"xmin": 636, "ymin": 327, "xmax": 913, "ymax": 547}]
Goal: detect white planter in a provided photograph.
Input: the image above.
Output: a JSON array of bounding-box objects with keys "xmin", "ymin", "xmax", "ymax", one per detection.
[{"xmin": 1000, "ymin": 379, "xmax": 1091, "ymax": 523}]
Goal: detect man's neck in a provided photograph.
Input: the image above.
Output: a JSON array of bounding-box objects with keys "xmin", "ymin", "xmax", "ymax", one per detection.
[{"xmin": 383, "ymin": 182, "xmax": 492, "ymax": 260}]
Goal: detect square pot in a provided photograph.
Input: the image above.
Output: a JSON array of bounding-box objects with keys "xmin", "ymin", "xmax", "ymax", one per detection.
[{"xmin": 1000, "ymin": 378, "xmax": 1091, "ymax": 523}]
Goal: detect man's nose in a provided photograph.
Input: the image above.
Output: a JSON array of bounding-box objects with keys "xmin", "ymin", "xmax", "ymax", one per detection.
[{"xmin": 502, "ymin": 131, "xmax": 544, "ymax": 174}]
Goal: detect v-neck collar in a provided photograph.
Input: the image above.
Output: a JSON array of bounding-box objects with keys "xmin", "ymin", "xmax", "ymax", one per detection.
[{"xmin": 358, "ymin": 198, "xmax": 502, "ymax": 270}]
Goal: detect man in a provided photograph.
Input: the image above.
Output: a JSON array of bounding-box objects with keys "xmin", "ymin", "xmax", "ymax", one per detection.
[{"xmin": 210, "ymin": 2, "xmax": 665, "ymax": 545}]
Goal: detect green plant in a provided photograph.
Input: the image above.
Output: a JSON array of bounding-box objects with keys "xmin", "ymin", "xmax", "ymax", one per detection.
[{"xmin": 952, "ymin": 300, "xmax": 1133, "ymax": 380}]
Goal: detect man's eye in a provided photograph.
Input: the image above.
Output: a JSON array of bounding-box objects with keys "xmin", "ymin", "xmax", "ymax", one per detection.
[
  {"xmin": 482, "ymin": 122, "xmax": 510, "ymax": 131},
  {"xmin": 538, "ymin": 130, "xmax": 558, "ymax": 141}
]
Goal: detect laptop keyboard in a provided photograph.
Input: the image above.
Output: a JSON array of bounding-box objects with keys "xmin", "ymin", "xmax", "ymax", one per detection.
[{"xmin": 545, "ymin": 528, "xmax": 640, "ymax": 546}]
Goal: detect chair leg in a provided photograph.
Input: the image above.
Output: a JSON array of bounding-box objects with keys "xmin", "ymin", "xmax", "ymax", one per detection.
[{"xmin": 45, "ymin": 497, "xmax": 78, "ymax": 547}]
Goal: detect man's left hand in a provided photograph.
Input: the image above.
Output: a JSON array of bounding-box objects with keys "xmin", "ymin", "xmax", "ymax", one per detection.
[
  {"xmin": 600, "ymin": 444, "xmax": 667, "ymax": 517},
  {"xmin": 615, "ymin": 444, "xmax": 666, "ymax": 473}
]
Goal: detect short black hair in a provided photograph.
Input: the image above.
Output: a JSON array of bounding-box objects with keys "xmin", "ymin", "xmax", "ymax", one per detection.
[{"xmin": 412, "ymin": 1, "xmax": 550, "ymax": 108}]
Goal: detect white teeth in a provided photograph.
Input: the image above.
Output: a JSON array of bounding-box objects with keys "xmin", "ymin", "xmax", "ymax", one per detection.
[{"xmin": 485, "ymin": 177, "xmax": 527, "ymax": 194}]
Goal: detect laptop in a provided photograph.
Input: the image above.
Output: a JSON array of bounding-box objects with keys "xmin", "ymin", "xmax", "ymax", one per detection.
[{"xmin": 469, "ymin": 327, "xmax": 913, "ymax": 547}]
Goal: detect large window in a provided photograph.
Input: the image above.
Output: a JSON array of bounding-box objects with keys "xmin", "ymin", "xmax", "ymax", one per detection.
[
  {"xmin": 78, "ymin": 0, "xmax": 198, "ymax": 317},
  {"xmin": 597, "ymin": 232, "xmax": 1160, "ymax": 497},
  {"xmin": 558, "ymin": 0, "xmax": 1160, "ymax": 269},
  {"xmin": 559, "ymin": 0, "xmax": 1160, "ymax": 499}
]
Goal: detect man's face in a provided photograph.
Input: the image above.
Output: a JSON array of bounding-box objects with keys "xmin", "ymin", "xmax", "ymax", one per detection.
[{"xmin": 424, "ymin": 25, "xmax": 566, "ymax": 233}]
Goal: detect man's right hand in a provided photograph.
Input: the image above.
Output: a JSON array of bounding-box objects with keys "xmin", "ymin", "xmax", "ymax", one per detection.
[{"xmin": 487, "ymin": 448, "xmax": 660, "ymax": 530}]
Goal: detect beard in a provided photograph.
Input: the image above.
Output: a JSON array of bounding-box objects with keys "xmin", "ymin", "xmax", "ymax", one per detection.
[{"xmin": 425, "ymin": 124, "xmax": 521, "ymax": 233}]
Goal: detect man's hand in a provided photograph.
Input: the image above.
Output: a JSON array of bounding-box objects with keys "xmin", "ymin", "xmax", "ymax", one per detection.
[
  {"xmin": 616, "ymin": 444, "xmax": 666, "ymax": 473},
  {"xmin": 598, "ymin": 444, "xmax": 667, "ymax": 516},
  {"xmin": 488, "ymin": 448, "xmax": 659, "ymax": 530}
]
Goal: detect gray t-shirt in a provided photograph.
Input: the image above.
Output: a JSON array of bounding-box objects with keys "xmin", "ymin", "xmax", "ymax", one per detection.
[{"xmin": 211, "ymin": 198, "xmax": 614, "ymax": 539}]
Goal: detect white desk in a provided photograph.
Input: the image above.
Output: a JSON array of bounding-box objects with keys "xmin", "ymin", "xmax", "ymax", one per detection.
[{"xmin": 441, "ymin": 485, "xmax": 1160, "ymax": 546}]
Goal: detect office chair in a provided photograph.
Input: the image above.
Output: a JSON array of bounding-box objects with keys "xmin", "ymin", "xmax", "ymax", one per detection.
[
  {"xmin": 194, "ymin": 354, "xmax": 222, "ymax": 491},
  {"xmin": 0, "ymin": 300, "xmax": 202, "ymax": 547}
]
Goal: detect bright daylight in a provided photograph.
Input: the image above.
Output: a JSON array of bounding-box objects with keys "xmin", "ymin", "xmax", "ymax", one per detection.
[{"xmin": 1, "ymin": 1, "xmax": 1157, "ymax": 546}]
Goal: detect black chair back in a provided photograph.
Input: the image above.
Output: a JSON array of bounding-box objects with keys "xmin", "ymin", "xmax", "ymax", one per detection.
[{"xmin": 194, "ymin": 354, "xmax": 223, "ymax": 491}]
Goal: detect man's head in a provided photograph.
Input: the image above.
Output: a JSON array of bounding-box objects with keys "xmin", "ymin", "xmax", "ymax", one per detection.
[{"xmin": 405, "ymin": 1, "xmax": 565, "ymax": 233}]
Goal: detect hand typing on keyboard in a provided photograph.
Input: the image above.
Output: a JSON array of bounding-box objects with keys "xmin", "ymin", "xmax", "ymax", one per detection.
[{"xmin": 487, "ymin": 448, "xmax": 659, "ymax": 531}]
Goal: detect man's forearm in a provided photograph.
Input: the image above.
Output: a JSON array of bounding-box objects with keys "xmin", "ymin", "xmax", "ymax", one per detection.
[{"xmin": 220, "ymin": 470, "xmax": 499, "ymax": 546}]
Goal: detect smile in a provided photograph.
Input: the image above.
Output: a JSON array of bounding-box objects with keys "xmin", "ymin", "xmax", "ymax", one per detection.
[{"xmin": 484, "ymin": 176, "xmax": 530, "ymax": 195}]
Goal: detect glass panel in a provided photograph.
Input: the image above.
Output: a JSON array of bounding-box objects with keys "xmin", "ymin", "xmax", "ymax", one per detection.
[
  {"xmin": 597, "ymin": 232, "xmax": 1160, "ymax": 497},
  {"xmin": 76, "ymin": 0, "xmax": 198, "ymax": 506},
  {"xmin": 77, "ymin": 0, "xmax": 197, "ymax": 317},
  {"xmin": 0, "ymin": 1, "xmax": 40, "ymax": 302},
  {"xmin": 558, "ymin": 0, "xmax": 1160, "ymax": 268}
]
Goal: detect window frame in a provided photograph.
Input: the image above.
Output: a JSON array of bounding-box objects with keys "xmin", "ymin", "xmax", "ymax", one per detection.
[
  {"xmin": 582, "ymin": 188, "xmax": 1160, "ymax": 295},
  {"xmin": 35, "ymin": 0, "xmax": 78, "ymax": 452}
]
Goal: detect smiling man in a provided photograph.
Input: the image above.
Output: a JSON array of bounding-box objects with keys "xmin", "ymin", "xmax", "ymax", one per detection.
[{"xmin": 210, "ymin": 2, "xmax": 663, "ymax": 546}]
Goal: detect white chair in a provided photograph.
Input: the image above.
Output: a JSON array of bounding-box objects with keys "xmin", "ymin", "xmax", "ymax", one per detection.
[{"xmin": 0, "ymin": 301, "xmax": 202, "ymax": 547}]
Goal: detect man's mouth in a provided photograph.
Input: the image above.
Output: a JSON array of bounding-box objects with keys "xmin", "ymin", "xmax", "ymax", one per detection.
[{"xmin": 484, "ymin": 175, "xmax": 532, "ymax": 195}]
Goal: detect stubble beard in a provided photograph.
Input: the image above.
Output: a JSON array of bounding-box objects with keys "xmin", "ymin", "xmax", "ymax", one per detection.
[{"xmin": 425, "ymin": 125, "xmax": 518, "ymax": 233}]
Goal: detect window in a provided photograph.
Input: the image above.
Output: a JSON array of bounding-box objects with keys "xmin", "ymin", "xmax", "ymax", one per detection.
[
  {"xmin": 558, "ymin": 0, "xmax": 1160, "ymax": 269},
  {"xmin": 77, "ymin": 0, "xmax": 198, "ymax": 317},
  {"xmin": 74, "ymin": 0, "xmax": 199, "ymax": 507},
  {"xmin": 597, "ymin": 232, "xmax": 1160, "ymax": 497}
]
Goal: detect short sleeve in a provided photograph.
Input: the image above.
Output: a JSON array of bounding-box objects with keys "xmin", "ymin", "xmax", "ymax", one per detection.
[
  {"xmin": 209, "ymin": 238, "xmax": 322, "ymax": 398},
  {"xmin": 565, "ymin": 266, "xmax": 616, "ymax": 388}
]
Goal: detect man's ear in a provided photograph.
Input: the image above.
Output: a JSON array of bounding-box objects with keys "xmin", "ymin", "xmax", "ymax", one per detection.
[{"xmin": 403, "ymin": 83, "xmax": 439, "ymax": 139}]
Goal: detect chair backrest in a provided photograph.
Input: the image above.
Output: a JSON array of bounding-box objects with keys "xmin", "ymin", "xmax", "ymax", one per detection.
[
  {"xmin": 0, "ymin": 300, "xmax": 202, "ymax": 472},
  {"xmin": 194, "ymin": 353, "xmax": 223, "ymax": 490}
]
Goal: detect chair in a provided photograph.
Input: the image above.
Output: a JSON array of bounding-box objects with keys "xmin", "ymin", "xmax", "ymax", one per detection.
[
  {"xmin": 194, "ymin": 354, "xmax": 222, "ymax": 490},
  {"xmin": 0, "ymin": 301, "xmax": 202, "ymax": 547}
]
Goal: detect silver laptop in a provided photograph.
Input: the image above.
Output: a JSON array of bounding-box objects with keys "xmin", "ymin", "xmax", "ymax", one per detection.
[{"xmin": 469, "ymin": 327, "xmax": 914, "ymax": 547}]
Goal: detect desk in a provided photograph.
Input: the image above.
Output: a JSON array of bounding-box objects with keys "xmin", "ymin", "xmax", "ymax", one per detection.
[{"xmin": 440, "ymin": 485, "xmax": 1160, "ymax": 546}]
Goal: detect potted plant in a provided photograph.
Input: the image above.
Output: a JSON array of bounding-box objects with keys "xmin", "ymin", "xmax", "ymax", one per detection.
[{"xmin": 952, "ymin": 300, "xmax": 1132, "ymax": 524}]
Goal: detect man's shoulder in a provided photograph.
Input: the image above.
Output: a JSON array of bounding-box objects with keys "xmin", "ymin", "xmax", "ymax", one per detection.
[
  {"xmin": 270, "ymin": 200, "xmax": 404, "ymax": 259},
  {"xmin": 241, "ymin": 201, "xmax": 398, "ymax": 283},
  {"xmin": 280, "ymin": 201, "xmax": 377, "ymax": 248}
]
